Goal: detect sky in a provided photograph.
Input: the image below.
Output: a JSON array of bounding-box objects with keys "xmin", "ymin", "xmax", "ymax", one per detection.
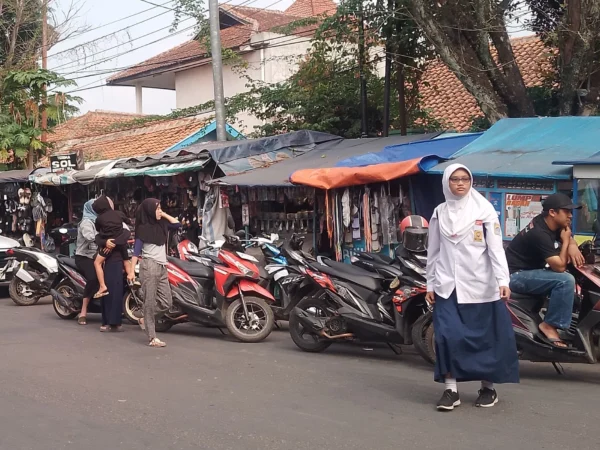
[
  {"xmin": 50, "ymin": 0, "xmax": 298, "ymax": 115},
  {"xmin": 50, "ymin": 0, "xmax": 532, "ymax": 117}
]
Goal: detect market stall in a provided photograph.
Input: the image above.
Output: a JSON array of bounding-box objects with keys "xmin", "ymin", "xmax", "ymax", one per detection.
[{"xmin": 429, "ymin": 117, "xmax": 600, "ymax": 241}]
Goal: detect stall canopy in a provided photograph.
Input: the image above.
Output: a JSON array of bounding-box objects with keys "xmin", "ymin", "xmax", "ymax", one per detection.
[
  {"xmin": 290, "ymin": 132, "xmax": 460, "ymax": 189},
  {"xmin": 212, "ymin": 133, "xmax": 438, "ymax": 187},
  {"xmin": 29, "ymin": 161, "xmax": 112, "ymax": 186},
  {"xmin": 553, "ymin": 151, "xmax": 600, "ymax": 166},
  {"xmin": 334, "ymin": 133, "xmax": 481, "ymax": 168},
  {"xmin": 100, "ymin": 130, "xmax": 341, "ymax": 179},
  {"xmin": 0, "ymin": 169, "xmax": 32, "ymax": 183},
  {"xmin": 429, "ymin": 117, "xmax": 600, "ymax": 179}
]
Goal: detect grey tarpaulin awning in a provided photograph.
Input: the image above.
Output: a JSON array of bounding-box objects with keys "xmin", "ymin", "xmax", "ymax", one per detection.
[
  {"xmin": 212, "ymin": 133, "xmax": 439, "ymax": 187},
  {"xmin": 108, "ymin": 130, "xmax": 341, "ymax": 175},
  {"xmin": 0, "ymin": 169, "xmax": 32, "ymax": 183}
]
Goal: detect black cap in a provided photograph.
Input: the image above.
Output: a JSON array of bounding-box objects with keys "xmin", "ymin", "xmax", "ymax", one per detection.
[{"xmin": 542, "ymin": 193, "xmax": 582, "ymax": 212}]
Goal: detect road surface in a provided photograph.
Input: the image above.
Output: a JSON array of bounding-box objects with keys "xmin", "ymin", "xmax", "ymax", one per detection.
[{"xmin": 1, "ymin": 292, "xmax": 598, "ymax": 450}]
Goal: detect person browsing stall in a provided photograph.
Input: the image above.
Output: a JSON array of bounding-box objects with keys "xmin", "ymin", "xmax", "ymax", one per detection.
[{"xmin": 505, "ymin": 193, "xmax": 585, "ymax": 349}]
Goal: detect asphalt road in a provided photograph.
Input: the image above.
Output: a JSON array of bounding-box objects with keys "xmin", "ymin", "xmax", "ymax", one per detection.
[{"xmin": 1, "ymin": 291, "xmax": 599, "ymax": 450}]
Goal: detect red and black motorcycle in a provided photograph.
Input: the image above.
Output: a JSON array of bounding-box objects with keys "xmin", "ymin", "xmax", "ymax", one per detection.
[{"xmin": 127, "ymin": 235, "xmax": 275, "ymax": 343}]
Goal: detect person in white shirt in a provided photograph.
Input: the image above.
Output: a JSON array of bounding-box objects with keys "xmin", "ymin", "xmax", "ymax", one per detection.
[{"xmin": 426, "ymin": 163, "xmax": 519, "ymax": 411}]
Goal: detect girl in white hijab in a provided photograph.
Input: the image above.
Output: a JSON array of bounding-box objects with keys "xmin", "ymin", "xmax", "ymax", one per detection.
[{"xmin": 426, "ymin": 164, "xmax": 519, "ymax": 411}]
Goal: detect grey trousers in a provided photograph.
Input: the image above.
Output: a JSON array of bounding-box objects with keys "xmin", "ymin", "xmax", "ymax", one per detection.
[{"xmin": 140, "ymin": 259, "xmax": 172, "ymax": 341}]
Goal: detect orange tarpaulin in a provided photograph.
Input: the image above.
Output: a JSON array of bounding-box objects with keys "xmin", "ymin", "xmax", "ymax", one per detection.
[{"xmin": 289, "ymin": 157, "xmax": 422, "ymax": 190}]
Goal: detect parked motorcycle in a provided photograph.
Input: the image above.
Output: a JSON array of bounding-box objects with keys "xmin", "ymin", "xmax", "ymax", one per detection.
[
  {"xmin": 50, "ymin": 253, "xmax": 140, "ymax": 322},
  {"xmin": 258, "ymin": 234, "xmax": 318, "ymax": 321},
  {"xmin": 125, "ymin": 234, "xmax": 276, "ymax": 343},
  {"xmin": 288, "ymin": 257, "xmax": 429, "ymax": 356},
  {"xmin": 7, "ymin": 246, "xmax": 59, "ymax": 306}
]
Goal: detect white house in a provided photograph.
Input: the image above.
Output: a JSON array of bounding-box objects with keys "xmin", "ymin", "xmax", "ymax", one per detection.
[{"xmin": 107, "ymin": 0, "xmax": 338, "ymax": 132}]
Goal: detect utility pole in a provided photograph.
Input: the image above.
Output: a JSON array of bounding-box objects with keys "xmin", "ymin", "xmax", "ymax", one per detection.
[
  {"xmin": 358, "ymin": 4, "xmax": 368, "ymax": 138},
  {"xmin": 36, "ymin": 0, "xmax": 49, "ymax": 170},
  {"xmin": 395, "ymin": 5, "xmax": 407, "ymax": 136},
  {"xmin": 208, "ymin": 0, "xmax": 227, "ymax": 141},
  {"xmin": 382, "ymin": 0, "xmax": 393, "ymax": 137}
]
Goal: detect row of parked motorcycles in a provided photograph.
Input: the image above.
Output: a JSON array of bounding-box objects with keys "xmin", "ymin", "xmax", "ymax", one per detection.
[{"xmin": 6, "ymin": 219, "xmax": 600, "ymax": 370}]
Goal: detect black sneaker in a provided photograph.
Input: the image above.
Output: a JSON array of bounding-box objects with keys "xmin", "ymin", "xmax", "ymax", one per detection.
[
  {"xmin": 475, "ymin": 388, "xmax": 498, "ymax": 408},
  {"xmin": 437, "ymin": 389, "xmax": 460, "ymax": 411}
]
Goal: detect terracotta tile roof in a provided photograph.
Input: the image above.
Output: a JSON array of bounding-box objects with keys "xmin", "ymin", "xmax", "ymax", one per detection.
[
  {"xmin": 420, "ymin": 36, "xmax": 553, "ymax": 131},
  {"xmin": 107, "ymin": 24, "xmax": 253, "ymax": 83},
  {"xmin": 50, "ymin": 110, "xmax": 144, "ymax": 143},
  {"xmin": 284, "ymin": 0, "xmax": 337, "ymax": 17},
  {"xmin": 108, "ymin": 4, "xmax": 313, "ymax": 84},
  {"xmin": 50, "ymin": 117, "xmax": 210, "ymax": 162}
]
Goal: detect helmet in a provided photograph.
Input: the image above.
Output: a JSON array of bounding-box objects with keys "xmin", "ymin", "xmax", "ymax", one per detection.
[{"xmin": 400, "ymin": 215, "xmax": 429, "ymax": 253}]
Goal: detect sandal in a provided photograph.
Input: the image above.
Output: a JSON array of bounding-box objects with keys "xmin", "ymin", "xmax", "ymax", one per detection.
[
  {"xmin": 94, "ymin": 290, "xmax": 109, "ymax": 299},
  {"xmin": 547, "ymin": 337, "xmax": 571, "ymax": 349},
  {"xmin": 148, "ymin": 338, "xmax": 166, "ymax": 348},
  {"xmin": 99, "ymin": 325, "xmax": 109, "ymax": 332},
  {"xmin": 78, "ymin": 316, "xmax": 87, "ymax": 325}
]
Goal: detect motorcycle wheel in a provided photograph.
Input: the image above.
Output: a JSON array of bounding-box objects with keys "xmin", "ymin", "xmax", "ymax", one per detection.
[
  {"xmin": 52, "ymin": 281, "xmax": 79, "ymax": 320},
  {"xmin": 225, "ymin": 297, "xmax": 274, "ymax": 343},
  {"xmin": 411, "ymin": 312, "xmax": 436, "ymax": 365},
  {"xmin": 288, "ymin": 295, "xmax": 332, "ymax": 353},
  {"xmin": 123, "ymin": 291, "xmax": 142, "ymax": 325},
  {"xmin": 9, "ymin": 278, "xmax": 40, "ymax": 306}
]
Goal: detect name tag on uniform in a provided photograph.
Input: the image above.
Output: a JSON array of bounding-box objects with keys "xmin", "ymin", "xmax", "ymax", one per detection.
[{"xmin": 474, "ymin": 220, "xmax": 484, "ymax": 242}]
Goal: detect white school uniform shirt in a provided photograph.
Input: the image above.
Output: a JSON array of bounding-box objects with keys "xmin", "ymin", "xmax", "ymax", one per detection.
[{"xmin": 426, "ymin": 206, "xmax": 510, "ymax": 304}]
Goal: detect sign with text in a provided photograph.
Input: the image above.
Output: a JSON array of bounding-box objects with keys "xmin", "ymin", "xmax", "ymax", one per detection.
[{"xmin": 50, "ymin": 153, "xmax": 83, "ymax": 172}]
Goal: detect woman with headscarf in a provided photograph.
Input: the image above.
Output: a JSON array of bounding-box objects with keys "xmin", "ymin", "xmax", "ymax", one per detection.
[
  {"xmin": 130, "ymin": 198, "xmax": 180, "ymax": 348},
  {"xmin": 426, "ymin": 164, "xmax": 519, "ymax": 411},
  {"xmin": 74, "ymin": 200, "xmax": 114, "ymax": 325},
  {"xmin": 92, "ymin": 195, "xmax": 133, "ymax": 332}
]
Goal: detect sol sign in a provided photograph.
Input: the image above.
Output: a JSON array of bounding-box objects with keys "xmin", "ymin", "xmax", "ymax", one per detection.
[{"xmin": 50, "ymin": 153, "xmax": 81, "ymax": 172}]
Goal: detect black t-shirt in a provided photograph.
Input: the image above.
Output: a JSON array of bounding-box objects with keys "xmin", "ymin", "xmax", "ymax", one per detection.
[{"xmin": 505, "ymin": 214, "xmax": 561, "ymax": 273}]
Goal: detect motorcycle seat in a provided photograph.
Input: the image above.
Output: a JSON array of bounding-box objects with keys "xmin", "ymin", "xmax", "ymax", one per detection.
[
  {"xmin": 57, "ymin": 255, "xmax": 78, "ymax": 270},
  {"xmin": 357, "ymin": 252, "xmax": 394, "ymax": 265},
  {"xmin": 167, "ymin": 257, "xmax": 214, "ymax": 279},
  {"xmin": 510, "ymin": 292, "xmax": 547, "ymax": 313},
  {"xmin": 317, "ymin": 259, "xmax": 384, "ymax": 292}
]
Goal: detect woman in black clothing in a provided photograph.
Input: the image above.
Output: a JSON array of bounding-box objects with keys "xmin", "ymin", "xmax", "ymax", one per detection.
[{"xmin": 92, "ymin": 196, "xmax": 131, "ymax": 332}]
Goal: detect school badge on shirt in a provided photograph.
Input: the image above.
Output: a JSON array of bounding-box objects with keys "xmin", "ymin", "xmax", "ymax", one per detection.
[{"xmin": 474, "ymin": 220, "xmax": 484, "ymax": 242}]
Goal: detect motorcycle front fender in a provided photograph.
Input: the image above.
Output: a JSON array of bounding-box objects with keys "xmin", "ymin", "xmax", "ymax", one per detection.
[{"xmin": 226, "ymin": 279, "xmax": 275, "ymax": 302}]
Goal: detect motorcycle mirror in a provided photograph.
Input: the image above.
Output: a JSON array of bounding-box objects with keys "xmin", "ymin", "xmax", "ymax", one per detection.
[
  {"xmin": 390, "ymin": 277, "xmax": 400, "ymax": 289},
  {"xmin": 59, "ymin": 228, "xmax": 68, "ymax": 234}
]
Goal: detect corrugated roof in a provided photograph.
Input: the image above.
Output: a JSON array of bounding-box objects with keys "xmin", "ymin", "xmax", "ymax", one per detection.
[
  {"xmin": 420, "ymin": 36, "xmax": 552, "ymax": 131},
  {"xmin": 429, "ymin": 117, "xmax": 600, "ymax": 179}
]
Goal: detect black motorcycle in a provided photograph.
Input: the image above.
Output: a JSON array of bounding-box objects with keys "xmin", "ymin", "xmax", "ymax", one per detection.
[
  {"xmin": 50, "ymin": 254, "xmax": 139, "ymax": 323},
  {"xmin": 288, "ymin": 258, "xmax": 430, "ymax": 361}
]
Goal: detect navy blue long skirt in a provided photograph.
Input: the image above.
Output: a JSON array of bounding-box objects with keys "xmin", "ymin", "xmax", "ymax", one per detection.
[
  {"xmin": 100, "ymin": 260, "xmax": 124, "ymax": 327},
  {"xmin": 433, "ymin": 291, "xmax": 519, "ymax": 384}
]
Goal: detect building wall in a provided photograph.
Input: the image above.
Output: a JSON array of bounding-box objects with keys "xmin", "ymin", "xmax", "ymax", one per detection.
[{"xmin": 174, "ymin": 32, "xmax": 312, "ymax": 134}]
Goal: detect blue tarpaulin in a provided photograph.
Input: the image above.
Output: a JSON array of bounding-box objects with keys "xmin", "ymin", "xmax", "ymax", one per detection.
[
  {"xmin": 553, "ymin": 150, "xmax": 600, "ymax": 166},
  {"xmin": 429, "ymin": 117, "xmax": 600, "ymax": 179},
  {"xmin": 335, "ymin": 133, "xmax": 482, "ymax": 169}
]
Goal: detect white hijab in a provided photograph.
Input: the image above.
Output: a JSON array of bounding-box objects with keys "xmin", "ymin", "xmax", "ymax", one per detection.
[{"xmin": 437, "ymin": 163, "xmax": 492, "ymax": 243}]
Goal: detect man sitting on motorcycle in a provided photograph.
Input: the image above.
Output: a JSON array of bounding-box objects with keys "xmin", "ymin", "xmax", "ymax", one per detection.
[{"xmin": 505, "ymin": 193, "xmax": 585, "ymax": 349}]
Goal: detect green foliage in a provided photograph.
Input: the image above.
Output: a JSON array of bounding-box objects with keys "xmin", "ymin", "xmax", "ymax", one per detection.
[{"xmin": 0, "ymin": 69, "xmax": 80, "ymax": 168}]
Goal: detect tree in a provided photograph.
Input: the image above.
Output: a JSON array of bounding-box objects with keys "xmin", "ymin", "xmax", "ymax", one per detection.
[
  {"xmin": 227, "ymin": 1, "xmax": 438, "ymax": 137},
  {"xmin": 525, "ymin": 0, "xmax": 600, "ymax": 115},
  {"xmin": 406, "ymin": 0, "xmax": 600, "ymax": 122},
  {"xmin": 0, "ymin": 69, "xmax": 79, "ymax": 169}
]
